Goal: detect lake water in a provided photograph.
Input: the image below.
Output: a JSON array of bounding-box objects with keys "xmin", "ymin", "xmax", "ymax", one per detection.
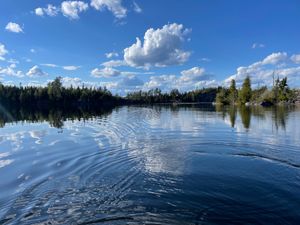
[{"xmin": 0, "ymin": 105, "xmax": 300, "ymax": 224}]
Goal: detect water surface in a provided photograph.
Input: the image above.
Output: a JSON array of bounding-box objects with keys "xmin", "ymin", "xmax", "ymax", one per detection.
[{"xmin": 0, "ymin": 105, "xmax": 300, "ymax": 224}]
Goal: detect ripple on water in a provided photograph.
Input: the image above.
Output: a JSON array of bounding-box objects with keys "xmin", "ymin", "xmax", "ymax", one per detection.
[{"xmin": 0, "ymin": 106, "xmax": 300, "ymax": 224}]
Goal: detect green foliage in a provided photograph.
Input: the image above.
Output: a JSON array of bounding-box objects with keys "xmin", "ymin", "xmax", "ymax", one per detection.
[
  {"xmin": 257, "ymin": 77, "xmax": 295, "ymax": 104},
  {"xmin": 251, "ymin": 86, "xmax": 268, "ymax": 103},
  {"xmin": 274, "ymin": 77, "xmax": 290, "ymax": 102},
  {"xmin": 228, "ymin": 79, "xmax": 238, "ymax": 104},
  {"xmin": 126, "ymin": 88, "xmax": 218, "ymax": 104},
  {"xmin": 239, "ymin": 76, "xmax": 252, "ymax": 104},
  {"xmin": 216, "ymin": 87, "xmax": 229, "ymax": 105},
  {"xmin": 48, "ymin": 77, "xmax": 62, "ymax": 101},
  {"xmin": 0, "ymin": 77, "xmax": 121, "ymax": 107},
  {"xmin": 215, "ymin": 79, "xmax": 237, "ymax": 105}
]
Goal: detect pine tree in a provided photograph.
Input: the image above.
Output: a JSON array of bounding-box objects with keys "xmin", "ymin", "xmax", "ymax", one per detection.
[
  {"xmin": 239, "ymin": 76, "xmax": 252, "ymax": 104},
  {"xmin": 228, "ymin": 79, "xmax": 238, "ymax": 105}
]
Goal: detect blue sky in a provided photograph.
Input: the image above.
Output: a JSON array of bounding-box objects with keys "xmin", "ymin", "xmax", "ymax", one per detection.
[{"xmin": 0, "ymin": 0, "xmax": 300, "ymax": 94}]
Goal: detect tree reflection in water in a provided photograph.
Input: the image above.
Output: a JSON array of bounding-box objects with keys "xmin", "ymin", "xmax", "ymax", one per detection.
[
  {"xmin": 0, "ymin": 104, "xmax": 114, "ymax": 129},
  {"xmin": 216, "ymin": 105, "xmax": 298, "ymax": 131},
  {"xmin": 0, "ymin": 103, "xmax": 298, "ymax": 131}
]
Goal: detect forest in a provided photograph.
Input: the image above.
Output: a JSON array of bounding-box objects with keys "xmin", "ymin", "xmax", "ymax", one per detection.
[{"xmin": 0, "ymin": 77, "xmax": 124, "ymax": 107}]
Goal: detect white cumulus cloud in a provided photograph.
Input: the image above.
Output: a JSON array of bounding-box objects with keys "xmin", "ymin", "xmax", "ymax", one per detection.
[
  {"xmin": 91, "ymin": 67, "xmax": 121, "ymax": 78},
  {"xmin": 26, "ymin": 66, "xmax": 48, "ymax": 77},
  {"xmin": 143, "ymin": 67, "xmax": 215, "ymax": 92},
  {"xmin": 224, "ymin": 52, "xmax": 300, "ymax": 87},
  {"xmin": 35, "ymin": 8, "xmax": 44, "ymax": 16},
  {"xmin": 35, "ymin": 4, "xmax": 59, "ymax": 17},
  {"xmin": 261, "ymin": 52, "xmax": 287, "ymax": 65},
  {"xmin": 124, "ymin": 23, "xmax": 191, "ymax": 69},
  {"xmin": 0, "ymin": 64, "xmax": 24, "ymax": 77},
  {"xmin": 291, "ymin": 54, "xmax": 300, "ymax": 64},
  {"xmin": 91, "ymin": 0, "xmax": 127, "ymax": 19},
  {"xmin": 61, "ymin": 1, "xmax": 89, "ymax": 19},
  {"xmin": 180, "ymin": 67, "xmax": 206, "ymax": 82},
  {"xmin": 62, "ymin": 76, "xmax": 83, "ymax": 87},
  {"xmin": 5, "ymin": 22, "xmax": 23, "ymax": 33},
  {"xmin": 143, "ymin": 75, "xmax": 177, "ymax": 90},
  {"xmin": 101, "ymin": 59, "xmax": 127, "ymax": 67}
]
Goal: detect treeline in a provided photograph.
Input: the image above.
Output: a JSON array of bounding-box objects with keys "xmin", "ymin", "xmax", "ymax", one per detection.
[
  {"xmin": 0, "ymin": 77, "xmax": 124, "ymax": 107},
  {"xmin": 216, "ymin": 76, "xmax": 298, "ymax": 106},
  {"xmin": 126, "ymin": 88, "xmax": 218, "ymax": 104},
  {"xmin": 0, "ymin": 78, "xmax": 218, "ymax": 107},
  {"xmin": 1, "ymin": 76, "xmax": 299, "ymax": 108}
]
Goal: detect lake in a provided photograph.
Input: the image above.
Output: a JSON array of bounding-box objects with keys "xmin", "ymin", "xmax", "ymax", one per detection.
[{"xmin": 0, "ymin": 104, "xmax": 300, "ymax": 224}]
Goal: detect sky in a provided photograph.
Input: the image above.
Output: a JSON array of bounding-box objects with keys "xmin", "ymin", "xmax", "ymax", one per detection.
[{"xmin": 0, "ymin": 0, "xmax": 300, "ymax": 95}]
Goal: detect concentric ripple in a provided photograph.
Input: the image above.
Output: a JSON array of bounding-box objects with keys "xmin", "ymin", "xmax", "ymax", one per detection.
[{"xmin": 0, "ymin": 105, "xmax": 300, "ymax": 224}]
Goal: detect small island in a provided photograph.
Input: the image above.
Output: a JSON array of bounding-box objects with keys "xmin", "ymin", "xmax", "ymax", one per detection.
[{"xmin": 215, "ymin": 76, "xmax": 300, "ymax": 106}]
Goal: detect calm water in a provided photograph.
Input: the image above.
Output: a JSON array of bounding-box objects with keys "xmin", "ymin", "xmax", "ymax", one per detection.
[{"xmin": 0, "ymin": 105, "xmax": 300, "ymax": 224}]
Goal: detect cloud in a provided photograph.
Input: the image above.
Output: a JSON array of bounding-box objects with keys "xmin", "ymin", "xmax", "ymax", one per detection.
[
  {"xmin": 40, "ymin": 64, "xmax": 80, "ymax": 70},
  {"xmin": 63, "ymin": 65, "xmax": 81, "ymax": 71},
  {"xmin": 61, "ymin": 1, "xmax": 89, "ymax": 19},
  {"xmin": 26, "ymin": 66, "xmax": 48, "ymax": 77},
  {"xmin": 61, "ymin": 76, "xmax": 83, "ymax": 87},
  {"xmin": 7, "ymin": 59, "xmax": 19, "ymax": 64},
  {"xmin": 133, "ymin": 2, "xmax": 142, "ymax": 13},
  {"xmin": 143, "ymin": 75, "xmax": 177, "ymax": 90},
  {"xmin": 261, "ymin": 52, "xmax": 287, "ymax": 65},
  {"xmin": 180, "ymin": 67, "xmax": 207, "ymax": 82},
  {"xmin": 101, "ymin": 59, "xmax": 126, "ymax": 67},
  {"xmin": 103, "ymin": 74, "xmax": 144, "ymax": 94},
  {"xmin": 120, "ymin": 74, "xmax": 143, "ymax": 87},
  {"xmin": 224, "ymin": 52, "xmax": 299, "ymax": 87},
  {"xmin": 0, "ymin": 43, "xmax": 8, "ymax": 61},
  {"xmin": 35, "ymin": 4, "xmax": 59, "ymax": 17},
  {"xmin": 252, "ymin": 43, "xmax": 265, "ymax": 49},
  {"xmin": 291, "ymin": 54, "xmax": 300, "ymax": 64},
  {"xmin": 91, "ymin": 67, "xmax": 121, "ymax": 78},
  {"xmin": 105, "ymin": 52, "xmax": 119, "ymax": 58},
  {"xmin": 0, "ymin": 64, "xmax": 24, "ymax": 77},
  {"xmin": 23, "ymin": 58, "xmax": 32, "ymax": 63},
  {"xmin": 194, "ymin": 79, "xmax": 219, "ymax": 88},
  {"xmin": 91, "ymin": 0, "xmax": 127, "ymax": 19},
  {"xmin": 9, "ymin": 64, "xmax": 16, "ymax": 69},
  {"xmin": 30, "ymin": 48, "xmax": 36, "ymax": 53},
  {"xmin": 124, "ymin": 23, "xmax": 191, "ymax": 69},
  {"xmin": 200, "ymin": 57, "xmax": 211, "ymax": 62},
  {"xmin": 41, "ymin": 63, "xmax": 59, "ymax": 68},
  {"xmin": 5, "ymin": 22, "xmax": 23, "ymax": 33},
  {"xmin": 35, "ymin": 8, "xmax": 44, "ymax": 16},
  {"xmin": 143, "ymin": 68, "xmax": 215, "ymax": 92}
]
